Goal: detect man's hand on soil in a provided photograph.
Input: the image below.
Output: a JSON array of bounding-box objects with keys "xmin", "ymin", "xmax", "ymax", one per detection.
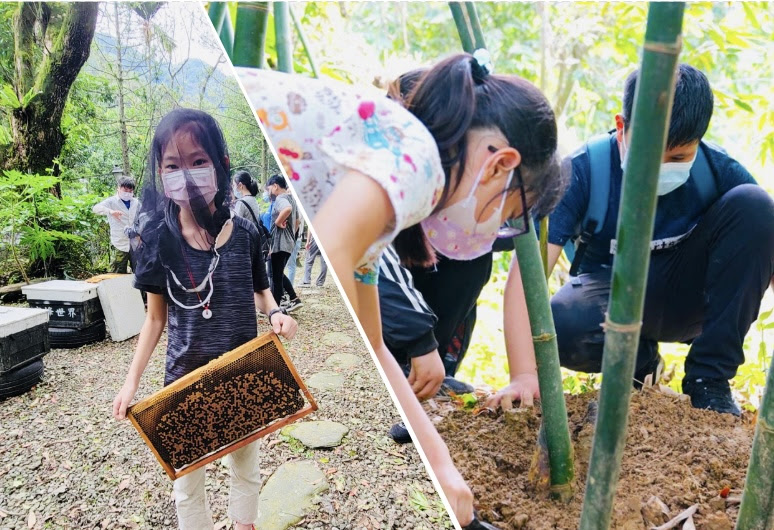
[
  {"xmin": 408, "ymin": 351, "xmax": 445, "ymax": 400},
  {"xmin": 485, "ymin": 373, "xmax": 541, "ymax": 411}
]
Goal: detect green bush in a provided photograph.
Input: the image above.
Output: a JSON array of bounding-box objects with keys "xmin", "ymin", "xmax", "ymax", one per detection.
[{"xmin": 0, "ymin": 170, "xmax": 104, "ymax": 281}]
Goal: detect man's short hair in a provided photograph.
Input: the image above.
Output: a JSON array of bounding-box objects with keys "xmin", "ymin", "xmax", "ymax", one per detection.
[
  {"xmin": 622, "ymin": 63, "xmax": 714, "ymax": 149},
  {"xmin": 118, "ymin": 176, "xmax": 136, "ymax": 190},
  {"xmin": 266, "ymin": 174, "xmax": 287, "ymax": 189}
]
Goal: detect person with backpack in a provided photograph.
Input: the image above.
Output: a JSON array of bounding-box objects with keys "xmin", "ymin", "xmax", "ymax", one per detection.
[
  {"xmin": 488, "ymin": 64, "xmax": 774, "ymax": 417},
  {"xmin": 233, "ymin": 170, "xmax": 270, "ymax": 263},
  {"xmin": 266, "ymin": 174, "xmax": 302, "ymax": 312}
]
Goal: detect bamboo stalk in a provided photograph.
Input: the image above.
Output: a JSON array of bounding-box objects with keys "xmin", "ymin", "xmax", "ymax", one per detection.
[
  {"xmin": 736, "ymin": 359, "xmax": 774, "ymax": 530},
  {"xmin": 450, "ymin": 0, "xmax": 575, "ymax": 498},
  {"xmin": 218, "ymin": 6, "xmax": 235, "ymax": 58},
  {"xmin": 232, "ymin": 2, "xmax": 269, "ymax": 68},
  {"xmin": 274, "ymin": 2, "xmax": 293, "ymax": 73},
  {"xmin": 513, "ymin": 216, "xmax": 575, "ymax": 500},
  {"xmin": 464, "ymin": 2, "xmax": 486, "ymax": 51},
  {"xmin": 289, "ymin": 4, "xmax": 318, "ymax": 78},
  {"xmin": 579, "ymin": 4, "xmax": 685, "ymax": 529},
  {"xmin": 538, "ymin": 3, "xmax": 550, "ymax": 279},
  {"xmin": 207, "ymin": 2, "xmax": 227, "ymax": 34},
  {"xmin": 539, "ymin": 218, "xmax": 549, "ymax": 278},
  {"xmin": 449, "ymin": 2, "xmax": 475, "ymax": 54}
]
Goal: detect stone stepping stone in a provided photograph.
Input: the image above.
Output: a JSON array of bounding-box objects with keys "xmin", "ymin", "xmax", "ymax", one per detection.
[
  {"xmin": 256, "ymin": 461, "xmax": 329, "ymax": 529},
  {"xmin": 306, "ymin": 371, "xmax": 344, "ymax": 391},
  {"xmin": 281, "ymin": 420, "xmax": 349, "ymax": 448},
  {"xmin": 322, "ymin": 331, "xmax": 354, "ymax": 347},
  {"xmin": 324, "ymin": 353, "xmax": 361, "ymax": 370}
]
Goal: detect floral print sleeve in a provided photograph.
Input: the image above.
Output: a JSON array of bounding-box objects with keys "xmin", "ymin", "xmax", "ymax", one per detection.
[{"xmin": 235, "ymin": 68, "xmax": 445, "ymax": 285}]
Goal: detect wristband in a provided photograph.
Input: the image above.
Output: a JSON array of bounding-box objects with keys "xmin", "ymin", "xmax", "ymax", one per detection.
[{"xmin": 268, "ymin": 307, "xmax": 287, "ymax": 325}]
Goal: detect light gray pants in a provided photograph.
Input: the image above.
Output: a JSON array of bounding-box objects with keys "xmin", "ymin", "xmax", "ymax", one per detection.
[
  {"xmin": 173, "ymin": 441, "xmax": 261, "ymax": 529},
  {"xmin": 302, "ymin": 238, "xmax": 327, "ymax": 286}
]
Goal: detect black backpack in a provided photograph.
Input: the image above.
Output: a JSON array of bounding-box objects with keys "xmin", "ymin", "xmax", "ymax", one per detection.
[{"xmin": 237, "ymin": 198, "xmax": 270, "ymax": 261}]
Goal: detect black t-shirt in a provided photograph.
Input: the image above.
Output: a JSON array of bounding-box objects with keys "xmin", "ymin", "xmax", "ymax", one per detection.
[
  {"xmin": 548, "ymin": 134, "xmax": 757, "ymax": 274},
  {"xmin": 134, "ymin": 216, "xmax": 270, "ymax": 384}
]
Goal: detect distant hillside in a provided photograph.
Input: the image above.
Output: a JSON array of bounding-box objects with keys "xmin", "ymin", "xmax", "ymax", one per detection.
[{"xmin": 87, "ymin": 33, "xmax": 234, "ymax": 104}]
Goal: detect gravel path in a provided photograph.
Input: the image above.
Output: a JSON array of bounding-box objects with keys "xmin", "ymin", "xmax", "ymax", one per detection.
[{"xmin": 0, "ymin": 267, "xmax": 451, "ymax": 529}]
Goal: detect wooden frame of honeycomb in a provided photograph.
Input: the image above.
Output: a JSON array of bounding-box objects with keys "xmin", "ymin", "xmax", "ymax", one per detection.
[{"xmin": 128, "ymin": 331, "xmax": 317, "ymax": 480}]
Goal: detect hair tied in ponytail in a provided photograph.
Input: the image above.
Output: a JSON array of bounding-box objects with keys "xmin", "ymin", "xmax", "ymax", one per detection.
[{"xmin": 471, "ymin": 49, "xmax": 493, "ymax": 84}]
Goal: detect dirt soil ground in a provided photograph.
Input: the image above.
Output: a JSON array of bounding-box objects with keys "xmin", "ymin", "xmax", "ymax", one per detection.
[
  {"xmin": 434, "ymin": 388, "xmax": 755, "ymax": 530},
  {"xmin": 0, "ymin": 269, "xmax": 450, "ymax": 529}
]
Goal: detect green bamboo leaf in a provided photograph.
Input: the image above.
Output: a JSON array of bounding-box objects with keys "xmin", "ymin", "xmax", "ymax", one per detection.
[
  {"xmin": 741, "ymin": 2, "xmax": 762, "ymax": 31},
  {"xmin": 733, "ymin": 99, "xmax": 754, "ymax": 113}
]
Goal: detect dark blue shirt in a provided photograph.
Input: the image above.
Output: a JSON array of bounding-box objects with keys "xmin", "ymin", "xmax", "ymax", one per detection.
[
  {"xmin": 548, "ymin": 133, "xmax": 757, "ymax": 274},
  {"xmin": 121, "ymin": 199, "xmax": 132, "ymax": 210}
]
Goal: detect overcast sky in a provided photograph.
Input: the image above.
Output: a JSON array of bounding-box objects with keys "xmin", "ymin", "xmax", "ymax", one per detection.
[{"xmin": 94, "ymin": 2, "xmax": 232, "ymax": 74}]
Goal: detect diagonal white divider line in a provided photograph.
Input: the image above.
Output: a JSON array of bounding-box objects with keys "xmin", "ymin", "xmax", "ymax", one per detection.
[{"xmin": 198, "ymin": 4, "xmax": 463, "ymax": 528}]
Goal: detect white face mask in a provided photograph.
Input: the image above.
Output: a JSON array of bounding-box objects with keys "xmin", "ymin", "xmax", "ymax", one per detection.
[
  {"xmin": 421, "ymin": 155, "xmax": 514, "ymax": 260},
  {"xmin": 619, "ymin": 128, "xmax": 695, "ymax": 196},
  {"xmin": 656, "ymin": 158, "xmax": 696, "ymax": 195},
  {"xmin": 118, "ymin": 191, "xmax": 133, "ymax": 201},
  {"xmin": 162, "ymin": 166, "xmax": 218, "ymax": 208}
]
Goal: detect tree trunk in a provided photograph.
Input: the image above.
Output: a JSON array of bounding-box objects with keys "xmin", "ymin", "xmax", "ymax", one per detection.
[
  {"xmin": 6, "ymin": 2, "xmax": 99, "ymax": 176},
  {"xmin": 579, "ymin": 4, "xmax": 685, "ymax": 529},
  {"xmin": 113, "ymin": 3, "xmax": 130, "ymax": 178}
]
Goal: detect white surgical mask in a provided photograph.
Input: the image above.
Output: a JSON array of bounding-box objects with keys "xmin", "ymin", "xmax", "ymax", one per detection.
[
  {"xmin": 162, "ymin": 166, "xmax": 218, "ymax": 208},
  {"xmin": 619, "ymin": 128, "xmax": 695, "ymax": 196},
  {"xmin": 118, "ymin": 191, "xmax": 133, "ymax": 201},
  {"xmin": 421, "ymin": 156, "xmax": 513, "ymax": 260},
  {"xmin": 656, "ymin": 158, "xmax": 696, "ymax": 195},
  {"xmin": 233, "ymin": 185, "xmax": 243, "ymax": 199}
]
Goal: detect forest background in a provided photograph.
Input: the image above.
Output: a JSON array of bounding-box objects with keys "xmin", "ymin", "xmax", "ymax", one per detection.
[
  {"xmin": 280, "ymin": 1, "xmax": 774, "ymax": 408},
  {"xmin": 0, "ymin": 2, "xmax": 278, "ymax": 283}
]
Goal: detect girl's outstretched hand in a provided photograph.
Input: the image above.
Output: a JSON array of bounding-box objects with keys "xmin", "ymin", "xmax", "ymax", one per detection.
[
  {"xmin": 484, "ymin": 372, "xmax": 541, "ymax": 411},
  {"xmin": 272, "ymin": 313, "xmax": 298, "ymax": 340},
  {"xmin": 113, "ymin": 379, "xmax": 139, "ymax": 420}
]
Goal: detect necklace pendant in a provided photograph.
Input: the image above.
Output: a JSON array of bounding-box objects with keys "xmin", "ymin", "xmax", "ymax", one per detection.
[{"xmin": 202, "ymin": 307, "xmax": 212, "ymax": 319}]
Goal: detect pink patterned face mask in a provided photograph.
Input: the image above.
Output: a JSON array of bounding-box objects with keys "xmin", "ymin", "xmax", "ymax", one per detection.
[
  {"xmin": 162, "ymin": 166, "xmax": 218, "ymax": 209},
  {"xmin": 421, "ymin": 159, "xmax": 514, "ymax": 261}
]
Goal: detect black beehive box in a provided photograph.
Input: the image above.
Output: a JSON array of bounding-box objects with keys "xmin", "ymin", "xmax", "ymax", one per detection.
[
  {"xmin": 22, "ymin": 280, "xmax": 104, "ymax": 330},
  {"xmin": 0, "ymin": 306, "xmax": 50, "ymax": 374}
]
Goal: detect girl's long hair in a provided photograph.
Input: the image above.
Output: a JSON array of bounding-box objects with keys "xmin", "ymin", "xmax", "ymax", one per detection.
[{"xmin": 130, "ymin": 109, "xmax": 232, "ymax": 288}]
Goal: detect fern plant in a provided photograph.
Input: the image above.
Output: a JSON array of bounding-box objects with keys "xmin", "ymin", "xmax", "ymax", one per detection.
[{"xmin": 0, "ymin": 170, "xmax": 96, "ymax": 282}]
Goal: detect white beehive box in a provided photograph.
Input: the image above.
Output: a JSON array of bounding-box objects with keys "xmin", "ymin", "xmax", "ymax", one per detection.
[
  {"xmin": 94, "ymin": 275, "xmax": 145, "ymax": 342},
  {"xmin": 0, "ymin": 306, "xmax": 49, "ymax": 337},
  {"xmin": 22, "ymin": 280, "xmax": 98, "ymax": 302}
]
